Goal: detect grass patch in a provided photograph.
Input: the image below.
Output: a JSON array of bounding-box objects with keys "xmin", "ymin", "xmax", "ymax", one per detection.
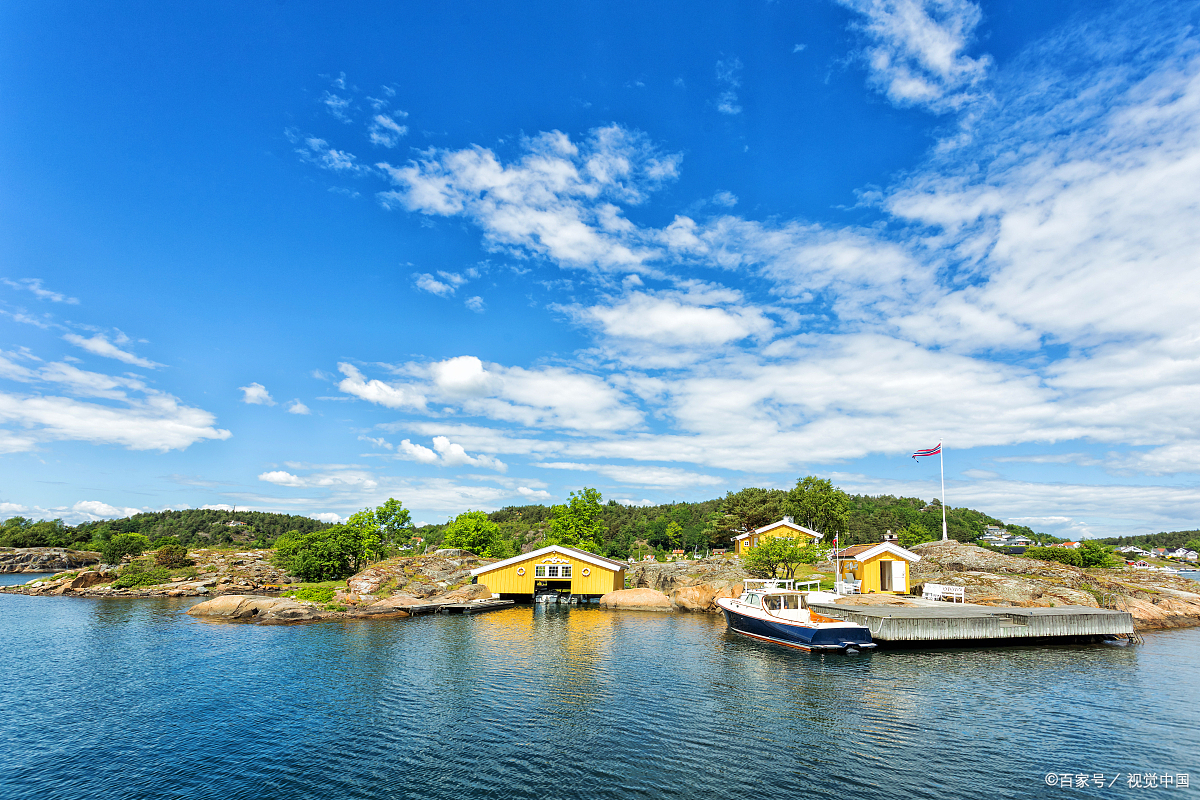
[
  {"xmin": 112, "ymin": 560, "xmax": 173, "ymax": 589},
  {"xmin": 282, "ymin": 583, "xmax": 340, "ymax": 603}
]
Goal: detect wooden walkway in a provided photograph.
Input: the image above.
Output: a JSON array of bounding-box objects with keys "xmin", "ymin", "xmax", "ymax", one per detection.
[
  {"xmin": 407, "ymin": 599, "xmax": 515, "ymax": 616},
  {"xmin": 806, "ymin": 601, "xmax": 1134, "ymax": 644}
]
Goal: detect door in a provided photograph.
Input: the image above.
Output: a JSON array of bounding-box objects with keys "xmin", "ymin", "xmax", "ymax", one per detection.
[
  {"xmin": 891, "ymin": 560, "xmax": 906, "ymax": 592},
  {"xmin": 879, "ymin": 560, "xmax": 891, "ymax": 591}
]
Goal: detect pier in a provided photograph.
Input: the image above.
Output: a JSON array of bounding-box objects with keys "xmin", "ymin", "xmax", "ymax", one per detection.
[
  {"xmin": 406, "ymin": 598, "xmax": 515, "ymax": 616},
  {"xmin": 807, "ymin": 600, "xmax": 1135, "ymax": 645}
]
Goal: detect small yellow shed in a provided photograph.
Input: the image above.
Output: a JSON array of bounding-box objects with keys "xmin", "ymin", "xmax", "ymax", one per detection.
[
  {"xmin": 733, "ymin": 517, "xmax": 823, "ymax": 556},
  {"xmin": 470, "ymin": 545, "xmax": 626, "ymax": 601},
  {"xmin": 834, "ymin": 541, "xmax": 922, "ymax": 594}
]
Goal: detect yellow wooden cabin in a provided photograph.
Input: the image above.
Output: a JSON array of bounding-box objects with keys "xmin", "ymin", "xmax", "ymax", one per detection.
[
  {"xmin": 833, "ymin": 540, "xmax": 921, "ymax": 594},
  {"xmin": 733, "ymin": 516, "xmax": 823, "ymax": 556},
  {"xmin": 470, "ymin": 545, "xmax": 626, "ymax": 601}
]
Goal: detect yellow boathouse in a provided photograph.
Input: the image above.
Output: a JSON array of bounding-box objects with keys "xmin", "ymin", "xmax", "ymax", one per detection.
[
  {"xmin": 733, "ymin": 516, "xmax": 823, "ymax": 556},
  {"xmin": 470, "ymin": 545, "xmax": 626, "ymax": 601},
  {"xmin": 833, "ymin": 539, "xmax": 921, "ymax": 594}
]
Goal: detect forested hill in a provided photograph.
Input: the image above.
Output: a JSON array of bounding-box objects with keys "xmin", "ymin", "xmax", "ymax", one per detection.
[
  {"xmin": 2, "ymin": 487, "xmax": 1075, "ymax": 556},
  {"xmin": 1098, "ymin": 530, "xmax": 1200, "ymax": 551},
  {"xmin": 0, "ymin": 508, "xmax": 328, "ymax": 549},
  {"xmin": 413, "ymin": 489, "xmax": 1065, "ymax": 559}
]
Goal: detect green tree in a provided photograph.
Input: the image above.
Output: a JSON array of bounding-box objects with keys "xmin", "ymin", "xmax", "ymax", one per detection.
[
  {"xmin": 744, "ymin": 536, "xmax": 821, "ymax": 579},
  {"xmin": 785, "ymin": 476, "xmax": 850, "ymax": 541},
  {"xmin": 545, "ymin": 488, "xmax": 605, "ymax": 553},
  {"xmin": 716, "ymin": 488, "xmax": 788, "ymax": 544},
  {"xmin": 1079, "ymin": 540, "xmax": 1118, "ymax": 568},
  {"xmin": 442, "ymin": 511, "xmax": 510, "ymax": 558},
  {"xmin": 898, "ymin": 525, "xmax": 937, "ymax": 549},
  {"xmin": 274, "ymin": 525, "xmax": 366, "ymax": 582},
  {"xmin": 666, "ymin": 521, "xmax": 683, "ymax": 551},
  {"xmin": 374, "ymin": 498, "xmax": 414, "ymax": 546},
  {"xmin": 101, "ymin": 533, "xmax": 151, "ymax": 565}
]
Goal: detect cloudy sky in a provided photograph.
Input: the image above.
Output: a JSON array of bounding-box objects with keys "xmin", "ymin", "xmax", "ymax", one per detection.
[{"xmin": 3, "ymin": 0, "xmax": 1199, "ymax": 537}]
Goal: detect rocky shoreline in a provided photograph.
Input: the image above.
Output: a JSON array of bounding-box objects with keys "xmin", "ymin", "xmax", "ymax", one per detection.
[{"xmin": 5, "ymin": 543, "xmax": 1199, "ymax": 632}]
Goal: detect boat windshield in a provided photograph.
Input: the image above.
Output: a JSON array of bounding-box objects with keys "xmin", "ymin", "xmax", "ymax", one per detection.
[{"xmin": 763, "ymin": 593, "xmax": 801, "ymax": 612}]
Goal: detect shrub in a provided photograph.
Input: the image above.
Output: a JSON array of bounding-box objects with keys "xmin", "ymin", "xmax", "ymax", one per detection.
[
  {"xmin": 285, "ymin": 585, "xmax": 337, "ymax": 603},
  {"xmin": 1023, "ymin": 546, "xmax": 1082, "ymax": 567},
  {"xmin": 274, "ymin": 526, "xmax": 365, "ymax": 582},
  {"xmin": 111, "ymin": 561, "xmax": 173, "ymax": 588},
  {"xmin": 101, "ymin": 533, "xmax": 151, "ymax": 565},
  {"xmin": 155, "ymin": 544, "xmax": 193, "ymax": 568}
]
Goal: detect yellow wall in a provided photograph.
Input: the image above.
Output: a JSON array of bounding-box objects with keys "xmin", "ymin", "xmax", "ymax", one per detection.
[
  {"xmin": 843, "ymin": 553, "xmax": 910, "ymax": 594},
  {"xmin": 475, "ymin": 552, "xmax": 624, "ymax": 595},
  {"xmin": 735, "ymin": 526, "xmax": 817, "ymax": 555}
]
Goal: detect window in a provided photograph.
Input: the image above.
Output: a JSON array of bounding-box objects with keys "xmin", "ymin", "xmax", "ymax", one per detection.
[
  {"xmin": 561, "ymin": 565, "xmax": 572, "ymax": 578},
  {"xmin": 548, "ymin": 565, "xmax": 559, "ymax": 578},
  {"xmin": 534, "ymin": 565, "xmax": 546, "ymax": 577}
]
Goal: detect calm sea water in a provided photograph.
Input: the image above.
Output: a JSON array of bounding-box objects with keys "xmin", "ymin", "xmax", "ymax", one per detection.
[{"xmin": 0, "ymin": 595, "xmax": 1196, "ymax": 800}]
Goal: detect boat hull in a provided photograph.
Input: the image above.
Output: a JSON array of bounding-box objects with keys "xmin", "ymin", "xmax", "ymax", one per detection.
[{"xmin": 719, "ymin": 604, "xmax": 875, "ymax": 652}]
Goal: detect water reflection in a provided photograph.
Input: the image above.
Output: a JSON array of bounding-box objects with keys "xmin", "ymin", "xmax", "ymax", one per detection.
[{"xmin": 0, "ymin": 597, "xmax": 1194, "ymax": 800}]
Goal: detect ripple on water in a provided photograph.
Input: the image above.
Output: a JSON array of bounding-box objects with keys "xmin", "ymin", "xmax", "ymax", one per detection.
[{"xmin": 0, "ymin": 599, "xmax": 1196, "ymax": 800}]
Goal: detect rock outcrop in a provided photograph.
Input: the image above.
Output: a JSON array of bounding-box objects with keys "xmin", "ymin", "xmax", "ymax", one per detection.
[
  {"xmin": 0, "ymin": 548, "xmax": 101, "ymax": 573},
  {"xmin": 910, "ymin": 540, "xmax": 1200, "ymax": 630},
  {"xmin": 599, "ymin": 587, "xmax": 673, "ymax": 611},
  {"xmin": 343, "ymin": 552, "xmax": 494, "ymax": 601},
  {"xmin": 623, "ymin": 558, "xmax": 753, "ymax": 613}
]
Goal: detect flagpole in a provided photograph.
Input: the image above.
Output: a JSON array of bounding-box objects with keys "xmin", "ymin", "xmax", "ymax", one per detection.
[
  {"xmin": 940, "ymin": 439, "xmax": 948, "ymax": 541},
  {"xmin": 834, "ymin": 531, "xmax": 840, "ymax": 595}
]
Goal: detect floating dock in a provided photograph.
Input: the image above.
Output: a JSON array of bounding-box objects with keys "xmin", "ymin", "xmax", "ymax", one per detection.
[
  {"xmin": 407, "ymin": 598, "xmax": 515, "ymax": 616},
  {"xmin": 806, "ymin": 601, "xmax": 1135, "ymax": 646}
]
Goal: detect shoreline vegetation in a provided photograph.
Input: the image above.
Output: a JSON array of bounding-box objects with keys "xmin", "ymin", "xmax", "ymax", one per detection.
[{"xmin": 3, "ymin": 478, "xmax": 1199, "ymax": 632}]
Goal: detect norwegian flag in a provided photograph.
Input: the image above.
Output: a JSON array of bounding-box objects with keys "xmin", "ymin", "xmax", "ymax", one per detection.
[{"xmin": 912, "ymin": 443, "xmax": 942, "ymax": 460}]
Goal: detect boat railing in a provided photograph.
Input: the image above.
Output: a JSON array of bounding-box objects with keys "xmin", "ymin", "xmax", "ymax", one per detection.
[{"xmin": 744, "ymin": 579, "xmax": 795, "ymax": 591}]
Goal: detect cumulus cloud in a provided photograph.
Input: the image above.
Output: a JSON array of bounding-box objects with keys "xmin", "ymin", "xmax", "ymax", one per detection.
[
  {"xmin": 413, "ymin": 270, "xmax": 470, "ymax": 297},
  {"xmin": 835, "ymin": 0, "xmax": 993, "ymax": 112},
  {"xmin": 517, "ymin": 486, "xmax": 552, "ymax": 500},
  {"xmin": 239, "ymin": 382, "xmax": 275, "ymax": 406},
  {"xmin": 286, "ymin": 399, "xmax": 311, "ymax": 415},
  {"xmin": 62, "ymin": 333, "xmax": 161, "ymax": 368},
  {"xmin": 310, "ymin": 512, "xmax": 342, "ymax": 524},
  {"xmin": 376, "ymin": 125, "xmax": 681, "ymax": 273},
  {"xmin": 464, "ymin": 296, "xmax": 486, "ymax": 313},
  {"xmin": 72, "ymin": 500, "xmax": 142, "ymax": 519},
  {"xmin": 340, "ymin": 356, "xmax": 640, "ymax": 433},
  {"xmin": 337, "ymin": 363, "xmax": 426, "ymax": 410}
]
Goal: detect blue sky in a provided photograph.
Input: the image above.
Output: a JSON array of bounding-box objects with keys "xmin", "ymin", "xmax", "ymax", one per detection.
[{"xmin": 3, "ymin": 0, "xmax": 1200, "ymax": 537}]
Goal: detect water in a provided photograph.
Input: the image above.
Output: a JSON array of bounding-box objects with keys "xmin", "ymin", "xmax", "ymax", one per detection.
[
  {"xmin": 0, "ymin": 596, "xmax": 1196, "ymax": 800},
  {"xmin": 0, "ymin": 573, "xmax": 54, "ymax": 586}
]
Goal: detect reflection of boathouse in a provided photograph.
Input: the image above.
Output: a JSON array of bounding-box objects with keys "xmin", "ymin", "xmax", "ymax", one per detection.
[{"xmin": 470, "ymin": 545, "xmax": 626, "ymax": 602}]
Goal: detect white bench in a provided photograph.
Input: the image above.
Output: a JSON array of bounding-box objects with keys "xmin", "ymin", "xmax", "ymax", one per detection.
[
  {"xmin": 922, "ymin": 583, "xmax": 965, "ymax": 602},
  {"xmin": 835, "ymin": 579, "xmax": 861, "ymax": 595}
]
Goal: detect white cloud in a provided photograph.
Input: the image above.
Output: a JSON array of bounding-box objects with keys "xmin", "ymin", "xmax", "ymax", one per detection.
[
  {"xmin": 432, "ymin": 435, "xmax": 507, "ymax": 471},
  {"xmin": 376, "ymin": 125, "xmax": 681, "ymax": 273},
  {"xmin": 71, "ymin": 500, "xmax": 142, "ymax": 519},
  {"xmin": 239, "ymin": 382, "xmax": 275, "ymax": 406},
  {"xmin": 291, "ymin": 133, "xmax": 365, "ymax": 173},
  {"xmin": 0, "ymin": 392, "xmax": 229, "ymax": 452},
  {"xmin": 711, "ymin": 191, "xmax": 738, "ymax": 208},
  {"xmin": 62, "ymin": 333, "xmax": 161, "ymax": 368},
  {"xmin": 464, "ymin": 296, "xmax": 486, "ymax": 313},
  {"xmin": 397, "ymin": 439, "xmax": 439, "ymax": 463},
  {"xmin": 310, "ymin": 512, "xmax": 342, "ymax": 524},
  {"xmin": 369, "ymin": 113, "xmax": 408, "ymax": 147},
  {"xmin": 258, "ymin": 468, "xmax": 378, "ymax": 490},
  {"xmin": 714, "ymin": 57, "xmax": 743, "ymax": 115},
  {"xmin": 337, "ymin": 362, "xmax": 426, "ymax": 410},
  {"xmin": 3, "ymin": 278, "xmax": 78, "ymax": 304},
  {"xmin": 286, "ymin": 399, "xmax": 311, "ymax": 415},
  {"xmin": 517, "ymin": 486, "xmax": 552, "ymax": 500},
  {"xmin": 835, "ymin": 0, "xmax": 993, "ymax": 112}
]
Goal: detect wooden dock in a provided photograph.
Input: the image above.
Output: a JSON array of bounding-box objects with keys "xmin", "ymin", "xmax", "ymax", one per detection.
[
  {"xmin": 806, "ymin": 601, "xmax": 1135, "ymax": 645},
  {"xmin": 407, "ymin": 599, "xmax": 515, "ymax": 616}
]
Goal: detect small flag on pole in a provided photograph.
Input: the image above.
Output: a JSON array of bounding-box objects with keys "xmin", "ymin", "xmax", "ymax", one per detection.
[{"xmin": 912, "ymin": 444, "xmax": 942, "ymax": 460}]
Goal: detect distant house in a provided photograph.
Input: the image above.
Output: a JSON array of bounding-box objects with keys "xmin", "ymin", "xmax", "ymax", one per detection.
[
  {"xmin": 712, "ymin": 548, "xmax": 727, "ymax": 556},
  {"xmin": 1062, "ymin": 541, "xmax": 1082, "ymax": 549},
  {"xmin": 1117, "ymin": 545, "xmax": 1150, "ymax": 555},
  {"xmin": 1167, "ymin": 547, "xmax": 1198, "ymax": 561},
  {"xmin": 225, "ymin": 521, "xmax": 248, "ymax": 528},
  {"xmin": 1152, "ymin": 547, "xmax": 1168, "ymax": 558},
  {"xmin": 733, "ymin": 517, "xmax": 823, "ymax": 556}
]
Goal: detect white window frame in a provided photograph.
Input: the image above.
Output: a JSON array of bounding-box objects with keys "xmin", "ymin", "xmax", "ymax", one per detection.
[{"xmin": 534, "ymin": 565, "xmax": 546, "ymax": 578}]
